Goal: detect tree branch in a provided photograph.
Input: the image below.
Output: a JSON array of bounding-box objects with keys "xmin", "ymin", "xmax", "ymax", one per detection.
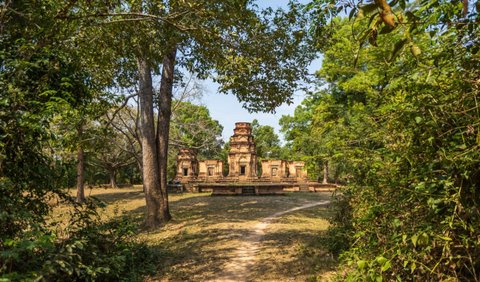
[{"xmin": 105, "ymin": 93, "xmax": 137, "ymax": 128}]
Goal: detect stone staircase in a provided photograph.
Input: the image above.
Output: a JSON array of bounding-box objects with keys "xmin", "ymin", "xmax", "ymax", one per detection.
[{"xmin": 241, "ymin": 186, "xmax": 256, "ymax": 195}]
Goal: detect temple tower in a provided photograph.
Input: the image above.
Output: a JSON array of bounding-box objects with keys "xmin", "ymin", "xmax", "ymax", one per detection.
[
  {"xmin": 228, "ymin": 122, "xmax": 258, "ymax": 179},
  {"xmin": 176, "ymin": 148, "xmax": 198, "ymax": 183}
]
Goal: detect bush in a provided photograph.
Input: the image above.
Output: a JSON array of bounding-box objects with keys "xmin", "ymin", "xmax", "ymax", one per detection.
[
  {"xmin": 1, "ymin": 197, "xmax": 157, "ymax": 281},
  {"xmin": 323, "ymin": 188, "xmax": 354, "ymax": 258}
]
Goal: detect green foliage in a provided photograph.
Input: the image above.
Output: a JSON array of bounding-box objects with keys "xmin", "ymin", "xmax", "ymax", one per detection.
[
  {"xmin": 0, "ymin": 1, "xmax": 154, "ymax": 280},
  {"xmin": 65, "ymin": 0, "xmax": 318, "ymax": 113},
  {"xmin": 1, "ymin": 197, "xmax": 157, "ymax": 281},
  {"xmin": 219, "ymin": 142, "xmax": 231, "ymax": 176},
  {"xmin": 88, "ymin": 123, "xmax": 138, "ymax": 187},
  {"xmin": 211, "ymin": 2, "xmax": 318, "ymax": 112},
  {"xmin": 322, "ymin": 189, "xmax": 354, "ymax": 257},
  {"xmin": 168, "ymin": 101, "xmax": 224, "ymax": 179},
  {"xmin": 251, "ymin": 119, "xmax": 282, "ymax": 159},
  {"xmin": 0, "ymin": 0, "xmax": 77, "ymax": 240},
  {"xmin": 305, "ymin": 9, "xmax": 480, "ymax": 281},
  {"xmin": 170, "ymin": 101, "xmax": 224, "ymax": 159},
  {"xmin": 280, "ymin": 90, "xmax": 352, "ymax": 182}
]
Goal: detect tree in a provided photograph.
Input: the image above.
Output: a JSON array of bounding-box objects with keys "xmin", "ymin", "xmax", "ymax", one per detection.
[
  {"xmin": 304, "ymin": 8, "xmax": 480, "ymax": 280},
  {"xmin": 62, "ymin": 0, "xmax": 319, "ymax": 228},
  {"xmin": 150, "ymin": 1, "xmax": 316, "ymax": 227},
  {"xmin": 280, "ymin": 92, "xmax": 343, "ymax": 183},
  {"xmin": 50, "ymin": 95, "xmax": 113, "ymax": 201},
  {"xmin": 168, "ymin": 101, "xmax": 224, "ymax": 178},
  {"xmin": 108, "ymin": 105, "xmax": 144, "ymax": 179},
  {"xmin": 0, "ymin": 0, "xmax": 113, "ymax": 233},
  {"xmin": 251, "ymin": 119, "xmax": 282, "ymax": 160},
  {"xmin": 108, "ymin": 98, "xmax": 223, "ymax": 183},
  {"xmin": 90, "ymin": 128, "xmax": 136, "ymax": 188},
  {"xmin": 0, "ymin": 2, "xmax": 154, "ymax": 280},
  {"xmin": 170, "ymin": 101, "xmax": 224, "ymax": 158}
]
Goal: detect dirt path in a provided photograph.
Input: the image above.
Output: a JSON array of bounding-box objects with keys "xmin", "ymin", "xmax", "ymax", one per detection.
[{"xmin": 212, "ymin": 200, "xmax": 331, "ymax": 282}]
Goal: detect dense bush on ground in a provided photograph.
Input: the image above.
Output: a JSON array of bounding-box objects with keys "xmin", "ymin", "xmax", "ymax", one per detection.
[{"xmin": 1, "ymin": 196, "xmax": 157, "ymax": 281}]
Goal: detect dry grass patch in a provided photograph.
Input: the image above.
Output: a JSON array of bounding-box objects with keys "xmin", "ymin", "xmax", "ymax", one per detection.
[
  {"xmin": 254, "ymin": 207, "xmax": 336, "ymax": 281},
  {"xmin": 54, "ymin": 187, "xmax": 337, "ymax": 281}
]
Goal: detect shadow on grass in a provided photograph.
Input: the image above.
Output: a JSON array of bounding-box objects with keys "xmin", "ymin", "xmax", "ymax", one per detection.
[
  {"xmin": 255, "ymin": 229, "xmax": 337, "ymax": 281},
  {"xmin": 145, "ymin": 226, "xmax": 257, "ymax": 281},
  {"xmin": 93, "ymin": 190, "xmax": 145, "ymax": 203},
  {"xmin": 119, "ymin": 192, "xmax": 332, "ymax": 229},
  {"xmin": 96, "ymin": 191, "xmax": 336, "ymax": 281}
]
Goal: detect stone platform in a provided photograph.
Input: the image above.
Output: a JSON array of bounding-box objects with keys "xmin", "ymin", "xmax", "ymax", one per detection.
[{"xmin": 184, "ymin": 182, "xmax": 337, "ymax": 196}]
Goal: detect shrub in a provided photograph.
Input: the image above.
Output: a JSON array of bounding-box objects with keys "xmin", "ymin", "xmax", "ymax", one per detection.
[{"xmin": 1, "ymin": 197, "xmax": 157, "ymax": 281}]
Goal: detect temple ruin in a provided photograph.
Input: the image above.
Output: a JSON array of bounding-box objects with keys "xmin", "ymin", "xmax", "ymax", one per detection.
[
  {"xmin": 176, "ymin": 122, "xmax": 327, "ymax": 195},
  {"xmin": 227, "ymin": 122, "xmax": 258, "ymax": 180}
]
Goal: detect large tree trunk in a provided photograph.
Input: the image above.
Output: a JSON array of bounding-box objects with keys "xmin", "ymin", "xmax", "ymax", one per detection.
[
  {"xmin": 322, "ymin": 160, "xmax": 329, "ymax": 184},
  {"xmin": 137, "ymin": 57, "xmax": 164, "ymax": 228},
  {"xmin": 109, "ymin": 169, "xmax": 118, "ymax": 189},
  {"xmin": 156, "ymin": 47, "xmax": 177, "ymax": 222},
  {"xmin": 76, "ymin": 132, "xmax": 85, "ymax": 203}
]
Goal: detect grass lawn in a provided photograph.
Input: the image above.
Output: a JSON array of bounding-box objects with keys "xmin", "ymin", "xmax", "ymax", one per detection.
[{"xmin": 62, "ymin": 187, "xmax": 337, "ymax": 281}]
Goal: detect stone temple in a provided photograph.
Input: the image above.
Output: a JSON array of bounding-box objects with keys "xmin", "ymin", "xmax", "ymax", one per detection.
[{"xmin": 176, "ymin": 122, "xmax": 324, "ymax": 195}]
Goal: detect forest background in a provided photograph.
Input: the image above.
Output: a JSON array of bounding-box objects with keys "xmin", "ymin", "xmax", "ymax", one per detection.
[{"xmin": 1, "ymin": 0, "xmax": 479, "ymax": 281}]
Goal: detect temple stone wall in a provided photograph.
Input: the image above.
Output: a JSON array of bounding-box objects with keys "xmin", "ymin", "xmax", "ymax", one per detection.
[
  {"xmin": 260, "ymin": 160, "xmax": 307, "ymax": 181},
  {"xmin": 175, "ymin": 122, "xmax": 309, "ymax": 184},
  {"xmin": 176, "ymin": 148, "xmax": 198, "ymax": 183},
  {"xmin": 198, "ymin": 160, "xmax": 224, "ymax": 182},
  {"xmin": 287, "ymin": 161, "xmax": 307, "ymax": 180},
  {"xmin": 261, "ymin": 160, "xmax": 288, "ymax": 180}
]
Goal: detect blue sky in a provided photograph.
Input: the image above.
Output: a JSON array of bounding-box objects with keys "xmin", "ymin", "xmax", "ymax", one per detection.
[{"xmin": 200, "ymin": 0, "xmax": 322, "ymax": 142}]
